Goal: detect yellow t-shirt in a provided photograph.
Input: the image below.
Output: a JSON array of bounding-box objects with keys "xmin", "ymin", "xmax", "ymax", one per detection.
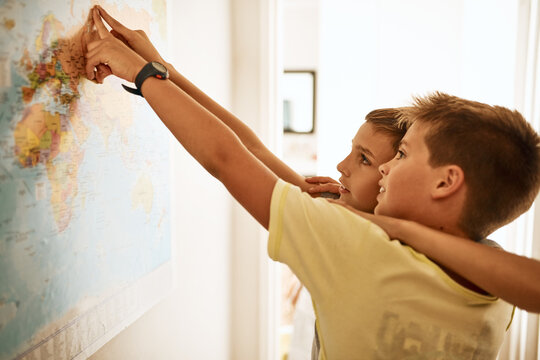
[{"xmin": 268, "ymin": 180, "xmax": 513, "ymax": 360}]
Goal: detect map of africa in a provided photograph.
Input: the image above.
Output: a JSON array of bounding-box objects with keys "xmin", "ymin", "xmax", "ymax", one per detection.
[{"xmin": 0, "ymin": 1, "xmax": 170, "ymax": 359}]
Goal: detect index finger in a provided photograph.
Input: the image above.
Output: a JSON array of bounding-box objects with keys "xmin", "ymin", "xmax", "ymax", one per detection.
[
  {"xmin": 97, "ymin": 5, "xmax": 130, "ymax": 36},
  {"xmin": 92, "ymin": 7, "xmax": 111, "ymax": 39},
  {"xmin": 305, "ymin": 176, "xmax": 339, "ymax": 184}
]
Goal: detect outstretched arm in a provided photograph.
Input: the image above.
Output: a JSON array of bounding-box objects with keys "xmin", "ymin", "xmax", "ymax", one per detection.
[
  {"xmin": 94, "ymin": 6, "xmax": 309, "ymax": 191},
  {"xmin": 86, "ymin": 7, "xmax": 277, "ymax": 228},
  {"xmin": 332, "ymin": 202, "xmax": 540, "ymax": 313},
  {"xmin": 164, "ymin": 70, "xmax": 309, "ymax": 189}
]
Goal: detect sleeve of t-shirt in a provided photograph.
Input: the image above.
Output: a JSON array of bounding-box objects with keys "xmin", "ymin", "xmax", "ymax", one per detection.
[{"xmin": 267, "ymin": 179, "xmax": 390, "ymax": 301}]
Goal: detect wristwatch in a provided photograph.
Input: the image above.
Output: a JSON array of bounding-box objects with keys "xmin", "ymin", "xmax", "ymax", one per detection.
[{"xmin": 122, "ymin": 61, "xmax": 169, "ymax": 97}]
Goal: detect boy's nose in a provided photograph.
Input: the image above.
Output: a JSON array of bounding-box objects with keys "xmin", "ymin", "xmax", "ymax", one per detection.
[
  {"xmin": 337, "ymin": 156, "xmax": 350, "ymax": 176},
  {"xmin": 378, "ymin": 161, "xmax": 389, "ymax": 176}
]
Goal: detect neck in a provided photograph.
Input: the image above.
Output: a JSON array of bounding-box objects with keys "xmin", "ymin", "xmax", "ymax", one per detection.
[
  {"xmin": 426, "ymin": 224, "xmax": 489, "ymax": 295},
  {"xmin": 426, "ymin": 197, "xmax": 468, "ymax": 238},
  {"xmin": 432, "ymin": 224, "xmax": 468, "ymax": 238},
  {"xmin": 439, "ymin": 265, "xmax": 490, "ymax": 296}
]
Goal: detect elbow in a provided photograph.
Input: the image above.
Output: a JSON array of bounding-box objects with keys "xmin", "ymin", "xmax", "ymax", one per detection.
[
  {"xmin": 202, "ymin": 148, "xmax": 232, "ymax": 181},
  {"xmin": 202, "ymin": 158, "xmax": 222, "ymax": 180},
  {"xmin": 196, "ymin": 132, "xmax": 247, "ymax": 182}
]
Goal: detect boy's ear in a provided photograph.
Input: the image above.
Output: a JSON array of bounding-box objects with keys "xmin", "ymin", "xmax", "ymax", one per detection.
[{"xmin": 432, "ymin": 165, "xmax": 465, "ymax": 199}]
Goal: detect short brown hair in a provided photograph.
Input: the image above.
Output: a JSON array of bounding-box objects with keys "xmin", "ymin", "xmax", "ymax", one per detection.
[
  {"xmin": 401, "ymin": 92, "xmax": 540, "ymax": 240},
  {"xmin": 365, "ymin": 108, "xmax": 408, "ymax": 152}
]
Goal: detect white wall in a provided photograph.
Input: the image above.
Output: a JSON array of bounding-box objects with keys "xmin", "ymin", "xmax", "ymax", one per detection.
[
  {"xmin": 317, "ymin": 0, "xmax": 519, "ymax": 179},
  {"xmin": 90, "ymin": 0, "xmax": 280, "ymax": 359},
  {"xmin": 281, "ymin": 0, "xmax": 320, "ymax": 176},
  {"xmin": 228, "ymin": 1, "xmax": 266, "ymax": 357},
  {"xmin": 283, "ymin": 0, "xmax": 319, "ymax": 70},
  {"xmin": 230, "ymin": 0, "xmax": 281, "ymax": 358},
  {"xmin": 90, "ymin": 0, "xmax": 234, "ymax": 358}
]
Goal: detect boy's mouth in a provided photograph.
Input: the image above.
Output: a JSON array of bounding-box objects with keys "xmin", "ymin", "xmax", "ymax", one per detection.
[
  {"xmin": 378, "ymin": 181, "xmax": 386, "ymax": 197},
  {"xmin": 376, "ymin": 186, "xmax": 385, "ymax": 202},
  {"xmin": 339, "ymin": 183, "xmax": 350, "ymax": 194}
]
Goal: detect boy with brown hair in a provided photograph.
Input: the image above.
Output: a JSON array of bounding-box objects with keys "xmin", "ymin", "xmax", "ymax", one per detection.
[
  {"xmin": 268, "ymin": 94, "xmax": 531, "ymax": 358},
  {"xmin": 388, "ymin": 94, "xmax": 540, "ymax": 241},
  {"xmin": 86, "ymin": 7, "xmax": 539, "ymax": 358}
]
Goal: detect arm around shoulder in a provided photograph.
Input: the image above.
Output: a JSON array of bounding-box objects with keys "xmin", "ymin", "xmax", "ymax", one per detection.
[
  {"xmin": 386, "ymin": 219, "xmax": 540, "ymax": 313},
  {"xmin": 328, "ymin": 201, "xmax": 540, "ymax": 313}
]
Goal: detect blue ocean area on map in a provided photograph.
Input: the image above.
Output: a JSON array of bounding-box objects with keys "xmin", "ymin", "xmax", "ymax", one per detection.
[{"xmin": 0, "ymin": 1, "xmax": 170, "ymax": 359}]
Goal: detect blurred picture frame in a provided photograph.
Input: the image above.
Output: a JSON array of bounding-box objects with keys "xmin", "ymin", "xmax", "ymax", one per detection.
[{"xmin": 282, "ymin": 70, "xmax": 316, "ymax": 134}]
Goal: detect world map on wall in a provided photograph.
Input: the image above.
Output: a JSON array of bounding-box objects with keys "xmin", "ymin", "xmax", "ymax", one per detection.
[{"xmin": 0, "ymin": 1, "xmax": 170, "ymax": 359}]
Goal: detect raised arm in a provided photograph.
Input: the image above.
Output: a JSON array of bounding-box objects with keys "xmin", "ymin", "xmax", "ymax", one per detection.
[
  {"xmin": 338, "ymin": 205, "xmax": 540, "ymax": 313},
  {"xmin": 93, "ymin": 6, "xmax": 309, "ymax": 191},
  {"xmin": 164, "ymin": 69, "xmax": 309, "ymax": 189},
  {"xmin": 86, "ymin": 7, "xmax": 277, "ymax": 228}
]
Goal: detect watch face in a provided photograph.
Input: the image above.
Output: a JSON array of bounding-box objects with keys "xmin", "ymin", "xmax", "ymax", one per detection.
[{"xmin": 151, "ymin": 62, "xmax": 167, "ymax": 73}]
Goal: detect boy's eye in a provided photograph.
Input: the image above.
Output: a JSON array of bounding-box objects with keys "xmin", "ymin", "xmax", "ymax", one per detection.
[
  {"xmin": 360, "ymin": 153, "xmax": 371, "ymax": 165},
  {"xmin": 396, "ymin": 150, "xmax": 405, "ymax": 160}
]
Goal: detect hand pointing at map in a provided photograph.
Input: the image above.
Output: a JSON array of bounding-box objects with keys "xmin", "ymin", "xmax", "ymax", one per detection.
[
  {"xmin": 96, "ymin": 6, "xmax": 167, "ymax": 65},
  {"xmin": 85, "ymin": 7, "xmax": 146, "ymax": 83},
  {"xmin": 81, "ymin": 8, "xmax": 112, "ymax": 83}
]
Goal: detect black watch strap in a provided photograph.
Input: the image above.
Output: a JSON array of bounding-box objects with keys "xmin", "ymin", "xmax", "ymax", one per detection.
[
  {"xmin": 122, "ymin": 61, "xmax": 169, "ymax": 97},
  {"xmin": 122, "ymin": 84, "xmax": 142, "ymax": 96}
]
